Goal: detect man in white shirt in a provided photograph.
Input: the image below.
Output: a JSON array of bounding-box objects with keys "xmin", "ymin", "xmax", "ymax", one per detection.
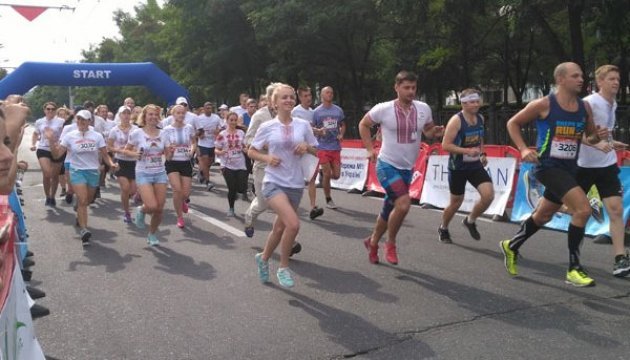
[
  {"xmin": 577, "ymin": 64, "xmax": 629, "ymax": 277},
  {"xmin": 359, "ymin": 71, "xmax": 443, "ymax": 265},
  {"xmin": 230, "ymin": 93, "xmax": 249, "ymax": 118}
]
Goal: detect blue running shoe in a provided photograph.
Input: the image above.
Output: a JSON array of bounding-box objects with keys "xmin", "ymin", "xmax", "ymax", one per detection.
[
  {"xmin": 255, "ymin": 253, "xmax": 269, "ymax": 283},
  {"xmin": 147, "ymin": 233, "xmax": 159, "ymax": 246},
  {"xmin": 276, "ymin": 267, "xmax": 294, "ymax": 288},
  {"xmin": 134, "ymin": 206, "xmax": 146, "ymax": 229}
]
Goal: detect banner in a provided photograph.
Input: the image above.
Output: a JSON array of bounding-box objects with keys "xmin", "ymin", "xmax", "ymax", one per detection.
[
  {"xmin": 510, "ymin": 163, "xmax": 630, "ymax": 236},
  {"xmin": 330, "ymin": 148, "xmax": 369, "ymax": 191},
  {"xmin": 419, "ymin": 155, "xmax": 517, "ymax": 216}
]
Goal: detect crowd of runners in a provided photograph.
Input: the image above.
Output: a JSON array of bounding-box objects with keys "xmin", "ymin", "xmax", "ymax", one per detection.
[{"xmin": 16, "ymin": 62, "xmax": 629, "ymax": 289}]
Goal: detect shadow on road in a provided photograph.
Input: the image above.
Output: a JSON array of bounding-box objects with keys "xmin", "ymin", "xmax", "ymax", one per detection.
[
  {"xmin": 148, "ymin": 245, "xmax": 216, "ymax": 281},
  {"xmin": 68, "ymin": 242, "xmax": 141, "ymax": 273}
]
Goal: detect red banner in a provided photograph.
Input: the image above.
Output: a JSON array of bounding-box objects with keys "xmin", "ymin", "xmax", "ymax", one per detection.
[{"xmin": 11, "ymin": 5, "xmax": 47, "ymax": 21}]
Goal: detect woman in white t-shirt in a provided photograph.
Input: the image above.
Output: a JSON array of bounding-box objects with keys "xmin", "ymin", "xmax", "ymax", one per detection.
[
  {"xmin": 163, "ymin": 105, "xmax": 196, "ymax": 228},
  {"xmin": 47, "ymin": 110, "xmax": 117, "ymax": 246},
  {"xmin": 215, "ymin": 112, "xmax": 248, "ymax": 217},
  {"xmin": 108, "ymin": 106, "xmax": 138, "ymax": 224},
  {"xmin": 124, "ymin": 104, "xmax": 171, "ymax": 246},
  {"xmin": 248, "ymin": 84, "xmax": 318, "ymax": 288}
]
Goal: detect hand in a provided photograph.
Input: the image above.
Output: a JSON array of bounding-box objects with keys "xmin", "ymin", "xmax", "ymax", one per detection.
[
  {"xmin": 467, "ymin": 147, "xmax": 481, "ymax": 157},
  {"xmin": 367, "ymin": 148, "xmax": 378, "ymax": 163},
  {"xmin": 612, "ymin": 140, "xmax": 628, "ymax": 151},
  {"xmin": 318, "ymin": 128, "xmax": 326, "ymax": 137},
  {"xmin": 266, "ymin": 155, "xmax": 281, "ymax": 167},
  {"xmin": 432, "ymin": 125, "xmax": 445, "ymax": 138},
  {"xmin": 336, "ymin": 134, "xmax": 343, "ymax": 141},
  {"xmin": 294, "ymin": 142, "xmax": 309, "ymax": 156},
  {"xmin": 30, "ymin": 146, "xmax": 36, "ymax": 152},
  {"xmin": 520, "ymin": 148, "xmax": 539, "ymax": 164},
  {"xmin": 110, "ymin": 163, "xmax": 119, "ymax": 171},
  {"xmin": 594, "ymin": 141, "xmax": 613, "ymax": 153},
  {"xmin": 596, "ymin": 125, "xmax": 610, "ymax": 140},
  {"xmin": 480, "ymin": 155, "xmax": 488, "ymax": 167}
]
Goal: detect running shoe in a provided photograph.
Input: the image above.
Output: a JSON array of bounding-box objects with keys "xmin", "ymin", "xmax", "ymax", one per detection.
[
  {"xmin": 309, "ymin": 207, "xmax": 324, "ymax": 220},
  {"xmin": 123, "ymin": 212, "xmax": 132, "ymax": 224},
  {"xmin": 60, "ymin": 188, "xmax": 66, "ymax": 197},
  {"xmin": 363, "ymin": 237, "xmax": 379, "ymax": 264},
  {"xmin": 589, "ymin": 197, "xmax": 605, "ymax": 223},
  {"xmin": 95, "ymin": 187, "xmax": 101, "ymax": 199},
  {"xmin": 44, "ymin": 198, "xmax": 51, "ymax": 207},
  {"xmin": 254, "ymin": 253, "xmax": 269, "ymax": 283},
  {"xmin": 80, "ymin": 228, "xmax": 91, "ymax": 246},
  {"xmin": 182, "ymin": 201, "xmax": 189, "ymax": 214},
  {"xmin": 176, "ymin": 216, "xmax": 185, "ymax": 229},
  {"xmin": 566, "ymin": 267, "xmax": 595, "ymax": 287},
  {"xmin": 613, "ymin": 253, "xmax": 630, "ymax": 277},
  {"xmin": 500, "ymin": 240, "xmax": 518, "ymax": 276},
  {"xmin": 65, "ymin": 192, "xmax": 74, "ymax": 205},
  {"xmin": 133, "ymin": 193, "xmax": 142, "ymax": 206},
  {"xmin": 523, "ymin": 170, "xmax": 543, "ymax": 210},
  {"xmin": 462, "ymin": 217, "xmax": 481, "ymax": 240},
  {"xmin": 276, "ymin": 267, "xmax": 295, "ymax": 288},
  {"xmin": 226, "ymin": 208, "xmax": 235, "ymax": 217},
  {"xmin": 147, "ymin": 233, "xmax": 159, "ymax": 246},
  {"xmin": 384, "ymin": 242, "xmax": 398, "ymax": 265},
  {"xmin": 244, "ymin": 225, "xmax": 255, "ymax": 238},
  {"xmin": 207, "ymin": 182, "xmax": 215, "ymax": 192},
  {"xmin": 50, "ymin": 197, "xmax": 56, "ymax": 207},
  {"xmin": 438, "ymin": 226, "xmax": 452, "ymax": 244},
  {"xmin": 241, "ymin": 192, "xmax": 250, "ymax": 202},
  {"xmin": 134, "ymin": 206, "xmax": 146, "ymax": 229},
  {"xmin": 290, "ymin": 242, "xmax": 302, "ymax": 257},
  {"xmin": 326, "ymin": 199, "xmax": 338, "ymax": 209}
]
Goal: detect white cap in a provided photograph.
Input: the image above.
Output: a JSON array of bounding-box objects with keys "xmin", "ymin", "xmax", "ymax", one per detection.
[
  {"xmin": 218, "ymin": 104, "xmax": 228, "ymax": 110},
  {"xmin": 76, "ymin": 110, "xmax": 92, "ymax": 120},
  {"xmin": 176, "ymin": 96, "xmax": 188, "ymax": 105},
  {"xmin": 117, "ymin": 106, "xmax": 131, "ymax": 114}
]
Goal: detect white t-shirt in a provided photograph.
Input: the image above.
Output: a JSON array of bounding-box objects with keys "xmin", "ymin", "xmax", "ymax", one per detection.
[
  {"xmin": 230, "ymin": 105, "xmax": 248, "ymax": 118},
  {"xmin": 163, "ymin": 124, "xmax": 196, "ymax": 162},
  {"xmin": 216, "ymin": 129, "xmax": 247, "ymax": 171},
  {"xmin": 93, "ymin": 115, "xmax": 108, "ymax": 136},
  {"xmin": 193, "ymin": 113, "xmax": 222, "ymax": 148},
  {"xmin": 34, "ymin": 117, "xmax": 65, "ymax": 150},
  {"xmin": 291, "ymin": 105, "xmax": 314, "ymax": 122},
  {"xmin": 578, "ymin": 93, "xmax": 618, "ymax": 168},
  {"xmin": 102, "ymin": 119, "xmax": 117, "ymax": 139},
  {"xmin": 108, "ymin": 124, "xmax": 138, "ymax": 161},
  {"xmin": 128, "ymin": 128, "xmax": 167, "ymax": 174},
  {"xmin": 161, "ymin": 112, "xmax": 196, "ymax": 128},
  {"xmin": 60, "ymin": 123, "xmax": 94, "ymax": 141},
  {"xmin": 60, "ymin": 129, "xmax": 106, "ymax": 170},
  {"xmin": 251, "ymin": 117, "xmax": 318, "ymax": 188},
  {"xmin": 368, "ymin": 100, "xmax": 433, "ymax": 170}
]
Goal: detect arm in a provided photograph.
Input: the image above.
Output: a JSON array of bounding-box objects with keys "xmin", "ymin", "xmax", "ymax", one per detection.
[
  {"xmin": 1, "ymin": 103, "xmax": 29, "ymax": 194},
  {"xmin": 30, "ymin": 125, "xmax": 39, "ymax": 151},
  {"xmin": 507, "ymin": 98, "xmax": 548, "ymax": 163},
  {"xmin": 244, "ymin": 114, "xmax": 263, "ymax": 146},
  {"xmin": 441, "ymin": 115, "xmax": 471, "ymax": 155},
  {"xmin": 337, "ymin": 122, "xmax": 346, "ymax": 141},
  {"xmin": 359, "ymin": 113, "xmax": 378, "ymax": 162},
  {"xmin": 99, "ymin": 147, "xmax": 117, "ymax": 168}
]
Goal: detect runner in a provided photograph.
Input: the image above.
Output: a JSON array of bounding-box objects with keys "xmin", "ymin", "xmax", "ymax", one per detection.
[
  {"xmin": 500, "ymin": 62, "xmax": 610, "ymax": 287},
  {"xmin": 163, "ymin": 104, "xmax": 196, "ymax": 229},
  {"xmin": 56, "ymin": 107, "xmax": 71, "ymax": 197},
  {"xmin": 107, "ymin": 106, "xmax": 138, "ymax": 224},
  {"xmin": 358, "ymin": 71, "xmax": 443, "ymax": 265},
  {"xmin": 47, "ymin": 110, "xmax": 117, "ymax": 246},
  {"xmin": 162, "ymin": 97, "xmax": 197, "ymax": 128},
  {"xmin": 31, "ymin": 102, "xmax": 65, "ymax": 207},
  {"xmin": 439, "ymin": 88, "xmax": 494, "ymax": 243},
  {"xmin": 248, "ymin": 83, "xmax": 318, "ymax": 288},
  {"xmin": 577, "ymin": 64, "xmax": 629, "ymax": 277},
  {"xmin": 243, "ymin": 83, "xmax": 280, "ymax": 237},
  {"xmin": 239, "ymin": 98, "xmax": 257, "ymax": 130},
  {"xmin": 230, "ymin": 93, "xmax": 249, "ymax": 118},
  {"xmin": 310, "ymin": 86, "xmax": 345, "ymax": 211},
  {"xmin": 291, "ymin": 86, "xmax": 321, "ymax": 219},
  {"xmin": 193, "ymin": 102, "xmax": 221, "ymax": 191},
  {"xmin": 124, "ymin": 104, "xmax": 170, "ymax": 246},
  {"xmin": 215, "ymin": 112, "xmax": 248, "ymax": 217}
]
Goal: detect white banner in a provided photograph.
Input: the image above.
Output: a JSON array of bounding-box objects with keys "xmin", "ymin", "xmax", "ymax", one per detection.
[
  {"xmin": 330, "ymin": 148, "xmax": 369, "ymax": 191},
  {"xmin": 419, "ymin": 155, "xmax": 516, "ymax": 216}
]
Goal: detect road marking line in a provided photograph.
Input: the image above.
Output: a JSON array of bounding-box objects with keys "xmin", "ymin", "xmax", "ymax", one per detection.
[
  {"xmin": 18, "ymin": 184, "xmax": 43, "ymax": 189},
  {"xmin": 188, "ymin": 209, "xmax": 245, "ymax": 237},
  {"xmin": 365, "ymin": 196, "xmax": 494, "ymax": 223}
]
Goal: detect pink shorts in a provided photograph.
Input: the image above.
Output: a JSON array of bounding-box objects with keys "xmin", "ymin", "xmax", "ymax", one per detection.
[{"xmin": 317, "ymin": 150, "xmax": 341, "ymax": 166}]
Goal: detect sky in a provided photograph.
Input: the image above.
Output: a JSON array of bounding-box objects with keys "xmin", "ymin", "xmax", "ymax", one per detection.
[{"xmin": 0, "ymin": 0, "xmax": 160, "ymax": 70}]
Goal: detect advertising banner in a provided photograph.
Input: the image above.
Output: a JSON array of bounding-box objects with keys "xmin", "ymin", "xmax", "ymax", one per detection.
[{"xmin": 330, "ymin": 148, "xmax": 369, "ymax": 191}]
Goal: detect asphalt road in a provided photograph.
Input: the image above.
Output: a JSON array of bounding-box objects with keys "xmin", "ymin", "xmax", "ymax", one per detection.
[{"xmin": 16, "ymin": 128, "xmax": 630, "ymax": 359}]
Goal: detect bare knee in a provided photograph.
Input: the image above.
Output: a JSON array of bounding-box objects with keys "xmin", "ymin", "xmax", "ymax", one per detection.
[
  {"xmin": 395, "ymin": 198, "xmax": 411, "ymax": 214},
  {"xmin": 572, "ymin": 204, "xmax": 592, "ymax": 223}
]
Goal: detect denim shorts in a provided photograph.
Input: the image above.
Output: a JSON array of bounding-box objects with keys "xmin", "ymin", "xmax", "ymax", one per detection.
[
  {"xmin": 262, "ymin": 182, "xmax": 303, "ymax": 209},
  {"xmin": 69, "ymin": 169, "xmax": 100, "ymax": 187},
  {"xmin": 136, "ymin": 171, "xmax": 169, "ymax": 185}
]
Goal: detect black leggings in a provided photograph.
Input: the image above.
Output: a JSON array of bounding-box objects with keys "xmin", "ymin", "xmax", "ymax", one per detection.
[{"xmin": 222, "ymin": 168, "xmax": 248, "ymax": 208}]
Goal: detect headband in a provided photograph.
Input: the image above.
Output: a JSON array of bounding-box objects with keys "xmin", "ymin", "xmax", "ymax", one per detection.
[{"xmin": 460, "ymin": 93, "xmax": 480, "ymax": 103}]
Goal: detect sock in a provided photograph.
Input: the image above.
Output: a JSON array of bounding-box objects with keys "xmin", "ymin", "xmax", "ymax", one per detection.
[
  {"xmin": 326, "ymin": 197, "xmax": 332, "ymax": 203},
  {"xmin": 568, "ymin": 223, "xmax": 585, "ymax": 269},
  {"xmin": 509, "ymin": 216, "xmax": 540, "ymax": 251}
]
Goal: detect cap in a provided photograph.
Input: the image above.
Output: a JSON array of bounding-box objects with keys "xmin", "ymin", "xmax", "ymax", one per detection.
[
  {"xmin": 176, "ymin": 96, "xmax": 188, "ymax": 105},
  {"xmin": 76, "ymin": 110, "xmax": 92, "ymax": 120},
  {"xmin": 218, "ymin": 104, "xmax": 228, "ymax": 110},
  {"xmin": 117, "ymin": 106, "xmax": 131, "ymax": 114}
]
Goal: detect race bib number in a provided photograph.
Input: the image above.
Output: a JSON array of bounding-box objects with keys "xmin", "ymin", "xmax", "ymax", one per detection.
[
  {"xmin": 550, "ymin": 137, "xmax": 578, "ymax": 159},
  {"xmin": 146, "ymin": 154, "xmax": 163, "ymax": 168},
  {"xmin": 229, "ymin": 149, "xmax": 241, "ymax": 157},
  {"xmin": 175, "ymin": 146, "xmax": 189, "ymax": 154},
  {"xmin": 323, "ymin": 118, "xmax": 337, "ymax": 130},
  {"xmin": 76, "ymin": 141, "xmax": 98, "ymax": 153}
]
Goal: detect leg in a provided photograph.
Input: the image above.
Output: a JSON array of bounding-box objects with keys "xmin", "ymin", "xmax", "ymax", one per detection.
[
  {"xmin": 74, "ymin": 184, "xmax": 89, "ymax": 228},
  {"xmin": 441, "ymin": 194, "xmax": 465, "ymax": 228},
  {"xmin": 149, "ymin": 184, "xmax": 167, "ymax": 234},
  {"xmin": 222, "ymin": 168, "xmax": 238, "ymax": 210},
  {"xmin": 245, "ymin": 166, "xmax": 267, "ymax": 226},
  {"xmin": 168, "ymin": 172, "xmax": 183, "ymax": 218},
  {"xmin": 386, "ymin": 194, "xmax": 411, "ymax": 245},
  {"xmin": 561, "ymin": 186, "xmax": 592, "ymax": 269},
  {"xmin": 49, "ymin": 162, "xmax": 62, "ymax": 199},
  {"xmin": 321, "ymin": 162, "xmax": 333, "ymax": 200},
  {"xmin": 38, "ymin": 157, "xmax": 53, "ymax": 198},
  {"xmin": 118, "ymin": 177, "xmax": 132, "ymax": 214},
  {"xmin": 198, "ymin": 155, "xmax": 210, "ymax": 182},
  {"xmin": 469, "ymin": 182, "xmax": 495, "ymax": 222},
  {"xmin": 263, "ymin": 193, "xmax": 300, "ymax": 268},
  {"xmin": 603, "ymin": 196, "xmax": 625, "ymax": 257}
]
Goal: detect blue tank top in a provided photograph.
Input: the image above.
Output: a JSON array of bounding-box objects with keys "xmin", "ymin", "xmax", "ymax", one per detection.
[
  {"xmin": 448, "ymin": 112, "xmax": 484, "ymax": 171},
  {"xmin": 535, "ymin": 93, "xmax": 586, "ymax": 173},
  {"xmin": 243, "ymin": 113, "xmax": 251, "ymax": 127}
]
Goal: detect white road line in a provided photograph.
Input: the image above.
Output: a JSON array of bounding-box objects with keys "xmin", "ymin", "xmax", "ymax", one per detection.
[
  {"xmin": 188, "ymin": 209, "xmax": 245, "ymax": 237},
  {"xmin": 365, "ymin": 195, "xmax": 494, "ymax": 223},
  {"xmin": 17, "ymin": 184, "xmax": 43, "ymax": 189}
]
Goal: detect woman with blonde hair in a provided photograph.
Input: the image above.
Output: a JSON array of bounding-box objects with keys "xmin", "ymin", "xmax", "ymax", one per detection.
[
  {"xmin": 248, "ymin": 84, "xmax": 318, "ymax": 288},
  {"xmin": 108, "ymin": 106, "xmax": 138, "ymax": 223},
  {"xmin": 124, "ymin": 104, "xmax": 171, "ymax": 246}
]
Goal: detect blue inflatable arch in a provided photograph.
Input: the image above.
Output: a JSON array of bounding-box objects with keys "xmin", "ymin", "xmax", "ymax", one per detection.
[{"xmin": 0, "ymin": 62, "xmax": 188, "ymax": 104}]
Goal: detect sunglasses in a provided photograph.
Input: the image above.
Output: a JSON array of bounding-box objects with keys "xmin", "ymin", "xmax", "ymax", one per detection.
[{"xmin": 45, "ymin": 108, "xmax": 56, "ymax": 111}]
